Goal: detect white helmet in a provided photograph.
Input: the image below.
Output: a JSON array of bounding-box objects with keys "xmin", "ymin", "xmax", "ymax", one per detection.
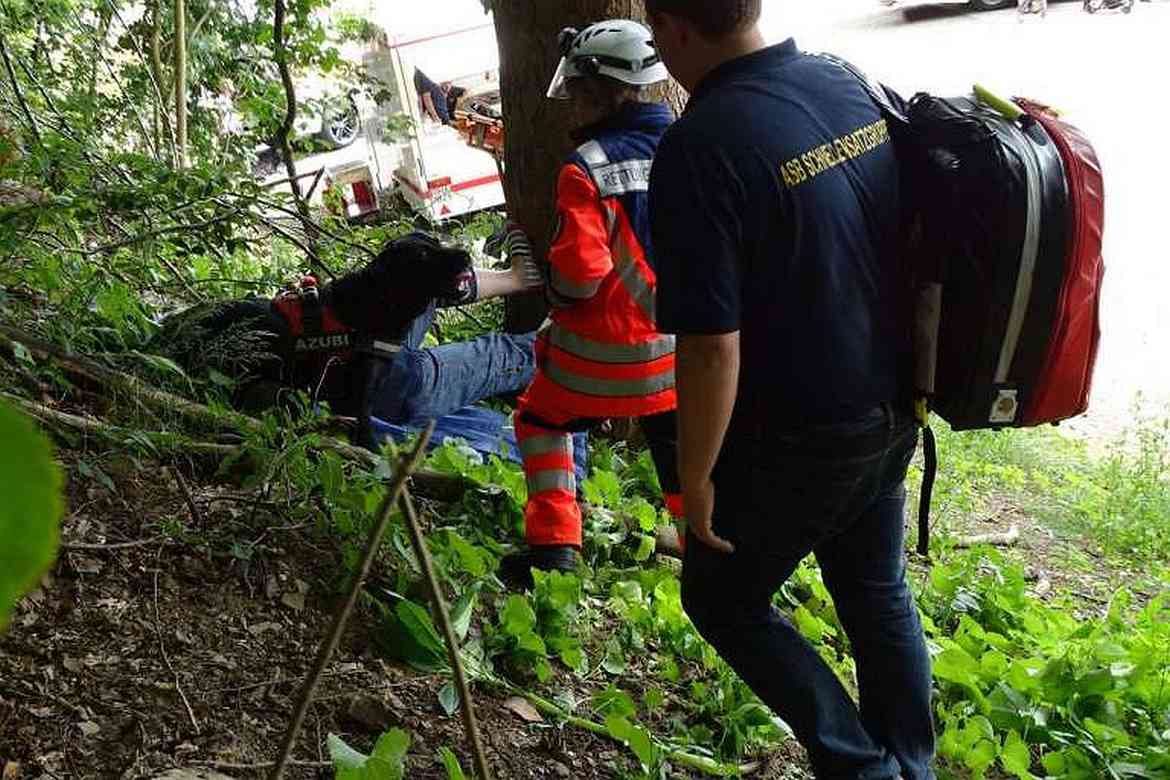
[{"xmin": 546, "ymin": 20, "xmax": 668, "ymax": 100}]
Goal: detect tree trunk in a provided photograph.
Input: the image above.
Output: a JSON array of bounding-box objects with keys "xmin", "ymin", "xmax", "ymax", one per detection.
[
  {"xmin": 492, "ymin": 0, "xmax": 685, "ymax": 334},
  {"xmin": 150, "ymin": 0, "xmax": 175, "ymax": 164},
  {"xmin": 173, "ymin": 0, "xmax": 187, "ymax": 167}
]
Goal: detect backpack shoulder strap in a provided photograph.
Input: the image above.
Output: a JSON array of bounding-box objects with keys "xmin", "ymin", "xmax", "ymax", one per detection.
[{"xmin": 816, "ymin": 53, "xmax": 909, "ymax": 127}]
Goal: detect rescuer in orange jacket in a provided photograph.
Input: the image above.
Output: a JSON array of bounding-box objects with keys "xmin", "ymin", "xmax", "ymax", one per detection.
[{"xmin": 499, "ymin": 20, "xmax": 682, "ymax": 587}]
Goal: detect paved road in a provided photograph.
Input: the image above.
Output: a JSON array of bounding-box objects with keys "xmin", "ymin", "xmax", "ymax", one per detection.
[{"xmin": 763, "ymin": 0, "xmax": 1170, "ymax": 439}]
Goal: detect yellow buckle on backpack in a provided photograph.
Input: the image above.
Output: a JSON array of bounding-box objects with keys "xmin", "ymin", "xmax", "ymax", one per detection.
[{"xmin": 914, "ymin": 397, "xmax": 930, "ymax": 428}]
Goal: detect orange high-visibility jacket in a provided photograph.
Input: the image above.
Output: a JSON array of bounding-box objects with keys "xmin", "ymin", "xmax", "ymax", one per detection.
[{"xmin": 523, "ymin": 102, "xmax": 677, "ymax": 421}]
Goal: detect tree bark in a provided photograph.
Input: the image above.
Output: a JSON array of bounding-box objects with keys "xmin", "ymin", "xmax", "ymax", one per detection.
[
  {"xmin": 492, "ymin": 1, "xmax": 685, "ymax": 334},
  {"xmin": 173, "ymin": 0, "xmax": 187, "ymax": 167}
]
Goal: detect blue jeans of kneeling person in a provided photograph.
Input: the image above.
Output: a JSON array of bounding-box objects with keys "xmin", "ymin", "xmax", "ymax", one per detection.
[
  {"xmin": 681, "ymin": 406, "xmax": 935, "ymax": 780},
  {"xmin": 369, "ymin": 302, "xmax": 536, "ymax": 426}
]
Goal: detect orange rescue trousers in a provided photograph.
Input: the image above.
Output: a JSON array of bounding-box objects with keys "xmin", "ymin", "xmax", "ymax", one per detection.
[{"xmin": 516, "ymin": 408, "xmax": 683, "ymax": 548}]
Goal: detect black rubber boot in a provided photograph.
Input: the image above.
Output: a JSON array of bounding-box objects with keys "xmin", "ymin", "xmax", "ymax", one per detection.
[{"xmin": 499, "ymin": 545, "xmax": 579, "ymax": 590}]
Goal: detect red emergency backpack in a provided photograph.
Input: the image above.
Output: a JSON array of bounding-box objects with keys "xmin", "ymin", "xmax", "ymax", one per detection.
[{"xmin": 827, "ymin": 58, "xmax": 1106, "ymax": 554}]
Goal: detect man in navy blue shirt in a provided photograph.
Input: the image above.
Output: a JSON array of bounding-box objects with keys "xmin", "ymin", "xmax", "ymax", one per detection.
[{"xmin": 646, "ymin": 2, "xmax": 935, "ymax": 778}]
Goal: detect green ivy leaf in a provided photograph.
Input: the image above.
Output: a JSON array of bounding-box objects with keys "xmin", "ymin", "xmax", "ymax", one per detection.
[
  {"xmin": 559, "ymin": 644, "xmax": 586, "ymax": 674},
  {"xmin": 0, "ymin": 402, "xmax": 63, "ymax": 633},
  {"xmin": 1000, "ymin": 730, "xmax": 1033, "ymax": 779},
  {"xmin": 438, "ymin": 680, "xmax": 459, "ymax": 716},
  {"xmin": 516, "ymin": 629, "xmax": 546, "ymax": 656},
  {"xmin": 610, "ymin": 580, "xmax": 643, "ymax": 605},
  {"xmin": 632, "ymin": 533, "xmax": 656, "ymax": 562},
  {"xmin": 793, "ymin": 605, "xmax": 827, "ymax": 642},
  {"xmin": 537, "ymin": 569, "xmax": 581, "ymax": 610},
  {"xmin": 328, "ymin": 729, "xmax": 411, "ymax": 779},
  {"xmin": 657, "ymin": 656, "xmax": 680, "ymax": 683},
  {"xmin": 629, "ymin": 498, "xmax": 658, "ymax": 532},
  {"xmin": 448, "ymin": 531, "xmax": 489, "ymax": 578},
  {"xmin": 582, "ymin": 469, "xmax": 622, "ymax": 509},
  {"xmin": 449, "ymin": 590, "xmax": 477, "ymax": 643},
  {"xmin": 437, "ymin": 746, "xmax": 467, "ymax": 780},
  {"xmin": 377, "ymin": 598, "xmax": 447, "ymax": 672},
  {"xmin": 328, "ymin": 732, "xmax": 370, "ymax": 769},
  {"xmin": 604, "ymin": 715, "xmax": 656, "ymax": 768},
  {"xmin": 592, "ymin": 685, "xmax": 636, "ymax": 719},
  {"xmin": 643, "ymin": 687, "xmax": 665, "ymax": 713},
  {"xmin": 500, "ymin": 594, "xmax": 536, "ymax": 637},
  {"xmin": 601, "ymin": 638, "xmax": 627, "ymax": 675}
]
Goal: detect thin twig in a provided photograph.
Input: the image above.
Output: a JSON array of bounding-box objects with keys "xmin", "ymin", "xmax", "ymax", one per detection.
[
  {"xmin": 212, "ymin": 195, "xmax": 335, "ymax": 279},
  {"xmin": 400, "ymin": 487, "xmax": 492, "ymax": 780},
  {"xmin": 0, "ymin": 681, "xmax": 86, "ymax": 715},
  {"xmin": 10, "ymin": 60, "xmax": 135, "ymax": 186},
  {"xmin": 152, "ymin": 549, "xmax": 200, "ymax": 735},
  {"xmin": 61, "ymin": 536, "xmax": 166, "ymax": 551},
  {"xmin": 84, "ymin": 214, "xmax": 236, "ymax": 256},
  {"xmin": 169, "ymin": 465, "xmax": 204, "ymax": 528},
  {"xmin": 243, "ymin": 192, "xmax": 376, "ymax": 259},
  {"xmin": 266, "ymin": 423, "xmax": 436, "ymax": 780}
]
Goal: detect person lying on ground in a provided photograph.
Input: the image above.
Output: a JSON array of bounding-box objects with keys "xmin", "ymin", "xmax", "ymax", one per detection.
[{"xmin": 151, "ymin": 231, "xmax": 542, "ymax": 431}]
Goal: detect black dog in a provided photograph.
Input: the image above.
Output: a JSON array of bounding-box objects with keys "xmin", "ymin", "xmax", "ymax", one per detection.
[{"xmin": 152, "ymin": 232, "xmax": 475, "ymax": 416}]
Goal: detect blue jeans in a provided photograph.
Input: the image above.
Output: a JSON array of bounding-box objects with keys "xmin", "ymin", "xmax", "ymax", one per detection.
[
  {"xmin": 681, "ymin": 407, "xmax": 934, "ymax": 780},
  {"xmin": 370, "ymin": 303, "xmax": 536, "ymax": 426}
]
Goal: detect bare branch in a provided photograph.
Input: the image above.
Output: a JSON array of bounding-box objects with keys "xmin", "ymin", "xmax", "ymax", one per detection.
[
  {"xmin": 0, "ymin": 26, "xmax": 42, "ymax": 148},
  {"xmin": 400, "ymin": 487, "xmax": 493, "ymax": 780}
]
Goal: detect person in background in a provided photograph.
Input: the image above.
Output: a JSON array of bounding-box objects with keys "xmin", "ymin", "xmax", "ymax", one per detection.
[
  {"xmin": 414, "ymin": 68, "xmax": 466, "ymax": 125},
  {"xmin": 498, "ymin": 19, "xmax": 683, "ymax": 587},
  {"xmin": 1019, "ymin": 0, "xmax": 1048, "ymax": 17},
  {"xmin": 646, "ymin": 0, "xmax": 935, "ymax": 778}
]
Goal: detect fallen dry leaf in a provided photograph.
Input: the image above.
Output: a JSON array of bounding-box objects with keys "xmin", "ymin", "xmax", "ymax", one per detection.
[
  {"xmin": 345, "ymin": 693, "xmax": 398, "ymax": 732},
  {"xmin": 72, "ymin": 557, "xmax": 103, "ymax": 575},
  {"xmin": 247, "ymin": 621, "xmax": 281, "ymax": 636},
  {"xmin": 503, "ymin": 696, "xmax": 543, "ymax": 723},
  {"xmin": 280, "ymin": 591, "xmax": 305, "ymax": 612},
  {"xmin": 62, "ymin": 657, "xmax": 81, "ymax": 673},
  {"xmin": 3, "ymin": 761, "xmax": 21, "ymax": 780},
  {"xmin": 78, "ymin": 720, "xmax": 100, "ymax": 738}
]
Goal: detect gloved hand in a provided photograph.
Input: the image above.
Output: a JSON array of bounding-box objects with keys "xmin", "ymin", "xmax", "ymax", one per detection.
[{"xmin": 502, "ymin": 222, "xmax": 544, "ymax": 290}]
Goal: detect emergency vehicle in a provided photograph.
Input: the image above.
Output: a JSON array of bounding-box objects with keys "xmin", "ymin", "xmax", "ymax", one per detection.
[{"xmin": 363, "ymin": 1, "xmax": 506, "ymax": 221}]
